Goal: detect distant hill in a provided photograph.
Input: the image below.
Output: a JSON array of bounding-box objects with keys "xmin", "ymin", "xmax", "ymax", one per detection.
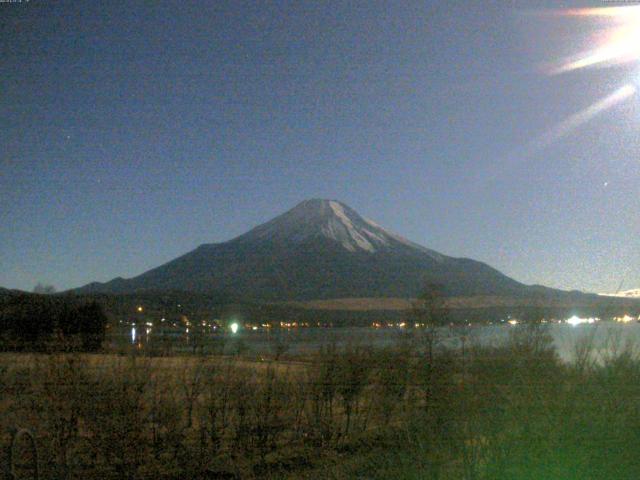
[
  {"xmin": 71, "ymin": 290, "xmax": 640, "ymax": 327},
  {"xmin": 75, "ymin": 199, "xmax": 632, "ymax": 309},
  {"xmin": 0, "ymin": 287, "xmax": 16, "ymax": 298}
]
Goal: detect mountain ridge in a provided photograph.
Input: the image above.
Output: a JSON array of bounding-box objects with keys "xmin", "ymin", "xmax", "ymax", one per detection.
[{"xmin": 75, "ymin": 199, "xmax": 580, "ymax": 301}]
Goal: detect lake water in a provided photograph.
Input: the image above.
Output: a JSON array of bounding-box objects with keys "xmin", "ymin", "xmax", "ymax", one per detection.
[{"xmin": 198, "ymin": 322, "xmax": 640, "ymax": 362}]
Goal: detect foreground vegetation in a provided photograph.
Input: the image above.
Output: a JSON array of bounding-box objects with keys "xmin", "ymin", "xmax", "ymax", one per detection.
[
  {"xmin": 1, "ymin": 324, "xmax": 640, "ymax": 479},
  {"xmin": 0, "ymin": 293, "xmax": 107, "ymax": 352}
]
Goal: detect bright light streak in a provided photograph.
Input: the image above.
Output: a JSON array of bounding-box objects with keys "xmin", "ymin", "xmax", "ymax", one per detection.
[
  {"xmin": 567, "ymin": 315, "xmax": 597, "ymax": 327},
  {"xmin": 616, "ymin": 314, "xmax": 635, "ymax": 323},
  {"xmin": 563, "ymin": 6, "xmax": 640, "ymax": 17},
  {"xmin": 535, "ymin": 84, "xmax": 636, "ymax": 149},
  {"xmin": 131, "ymin": 326, "xmax": 136, "ymax": 343},
  {"xmin": 230, "ymin": 322, "xmax": 239, "ymax": 334},
  {"xmin": 521, "ymin": 7, "xmax": 640, "ymax": 153},
  {"xmin": 548, "ymin": 6, "xmax": 640, "ymax": 74}
]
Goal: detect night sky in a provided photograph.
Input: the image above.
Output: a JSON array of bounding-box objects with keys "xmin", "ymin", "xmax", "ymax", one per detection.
[{"xmin": 2, "ymin": 0, "xmax": 639, "ymax": 293}]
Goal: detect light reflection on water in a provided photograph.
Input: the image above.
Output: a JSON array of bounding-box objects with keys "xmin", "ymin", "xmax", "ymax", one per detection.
[{"xmin": 130, "ymin": 323, "xmax": 640, "ymax": 362}]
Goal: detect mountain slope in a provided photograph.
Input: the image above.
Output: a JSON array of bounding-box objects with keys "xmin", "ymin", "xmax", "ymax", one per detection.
[{"xmin": 76, "ymin": 199, "xmax": 552, "ymax": 300}]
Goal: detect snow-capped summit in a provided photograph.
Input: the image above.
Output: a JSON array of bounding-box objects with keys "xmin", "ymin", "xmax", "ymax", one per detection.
[
  {"xmin": 75, "ymin": 198, "xmax": 554, "ymax": 300},
  {"xmin": 235, "ymin": 199, "xmax": 442, "ymax": 258}
]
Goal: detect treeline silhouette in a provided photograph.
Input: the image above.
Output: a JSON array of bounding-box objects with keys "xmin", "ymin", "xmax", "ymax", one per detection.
[{"xmin": 0, "ymin": 293, "xmax": 107, "ymax": 351}]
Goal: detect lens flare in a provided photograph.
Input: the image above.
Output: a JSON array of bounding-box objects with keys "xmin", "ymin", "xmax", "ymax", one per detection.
[
  {"xmin": 524, "ymin": 6, "xmax": 640, "ymax": 150},
  {"xmin": 549, "ymin": 6, "xmax": 640, "ymax": 74},
  {"xmin": 535, "ymin": 84, "xmax": 636, "ymax": 149}
]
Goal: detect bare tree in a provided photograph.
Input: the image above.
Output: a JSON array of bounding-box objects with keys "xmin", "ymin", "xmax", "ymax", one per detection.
[{"xmin": 409, "ymin": 283, "xmax": 449, "ymax": 362}]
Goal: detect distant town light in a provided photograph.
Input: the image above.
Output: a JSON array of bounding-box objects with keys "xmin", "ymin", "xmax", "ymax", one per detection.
[
  {"xmin": 136, "ymin": 306, "xmax": 143, "ymax": 313},
  {"xmin": 616, "ymin": 314, "xmax": 635, "ymax": 323},
  {"xmin": 230, "ymin": 322, "xmax": 239, "ymax": 334},
  {"xmin": 131, "ymin": 327, "xmax": 136, "ymax": 343},
  {"xmin": 508, "ymin": 319, "xmax": 518, "ymax": 326},
  {"xmin": 567, "ymin": 315, "xmax": 597, "ymax": 327}
]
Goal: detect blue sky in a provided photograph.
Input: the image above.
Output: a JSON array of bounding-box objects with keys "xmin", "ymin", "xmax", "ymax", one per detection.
[{"xmin": 2, "ymin": 0, "xmax": 639, "ymax": 293}]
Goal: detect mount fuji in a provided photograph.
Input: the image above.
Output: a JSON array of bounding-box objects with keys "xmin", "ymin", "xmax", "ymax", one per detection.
[{"xmin": 75, "ymin": 199, "xmax": 567, "ymax": 301}]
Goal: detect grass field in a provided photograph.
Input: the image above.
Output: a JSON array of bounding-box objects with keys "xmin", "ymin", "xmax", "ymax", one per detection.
[{"xmin": 2, "ymin": 325, "xmax": 640, "ymax": 479}]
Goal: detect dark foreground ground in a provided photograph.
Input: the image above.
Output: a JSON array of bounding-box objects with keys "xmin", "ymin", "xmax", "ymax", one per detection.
[{"xmin": 2, "ymin": 325, "xmax": 640, "ymax": 479}]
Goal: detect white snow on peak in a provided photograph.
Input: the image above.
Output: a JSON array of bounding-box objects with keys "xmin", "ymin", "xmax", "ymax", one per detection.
[
  {"xmin": 361, "ymin": 228, "xmax": 387, "ymax": 244},
  {"xmin": 364, "ymin": 218, "xmax": 382, "ymax": 228},
  {"xmin": 366, "ymin": 215, "xmax": 444, "ymax": 261},
  {"xmin": 236, "ymin": 199, "xmax": 444, "ymax": 259},
  {"xmin": 365, "ymin": 216, "xmax": 414, "ymax": 248},
  {"xmin": 359, "ymin": 218, "xmax": 387, "ymax": 243},
  {"xmin": 321, "ymin": 220, "xmax": 355, "ymax": 252},
  {"xmin": 328, "ymin": 201, "xmax": 376, "ymax": 252}
]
